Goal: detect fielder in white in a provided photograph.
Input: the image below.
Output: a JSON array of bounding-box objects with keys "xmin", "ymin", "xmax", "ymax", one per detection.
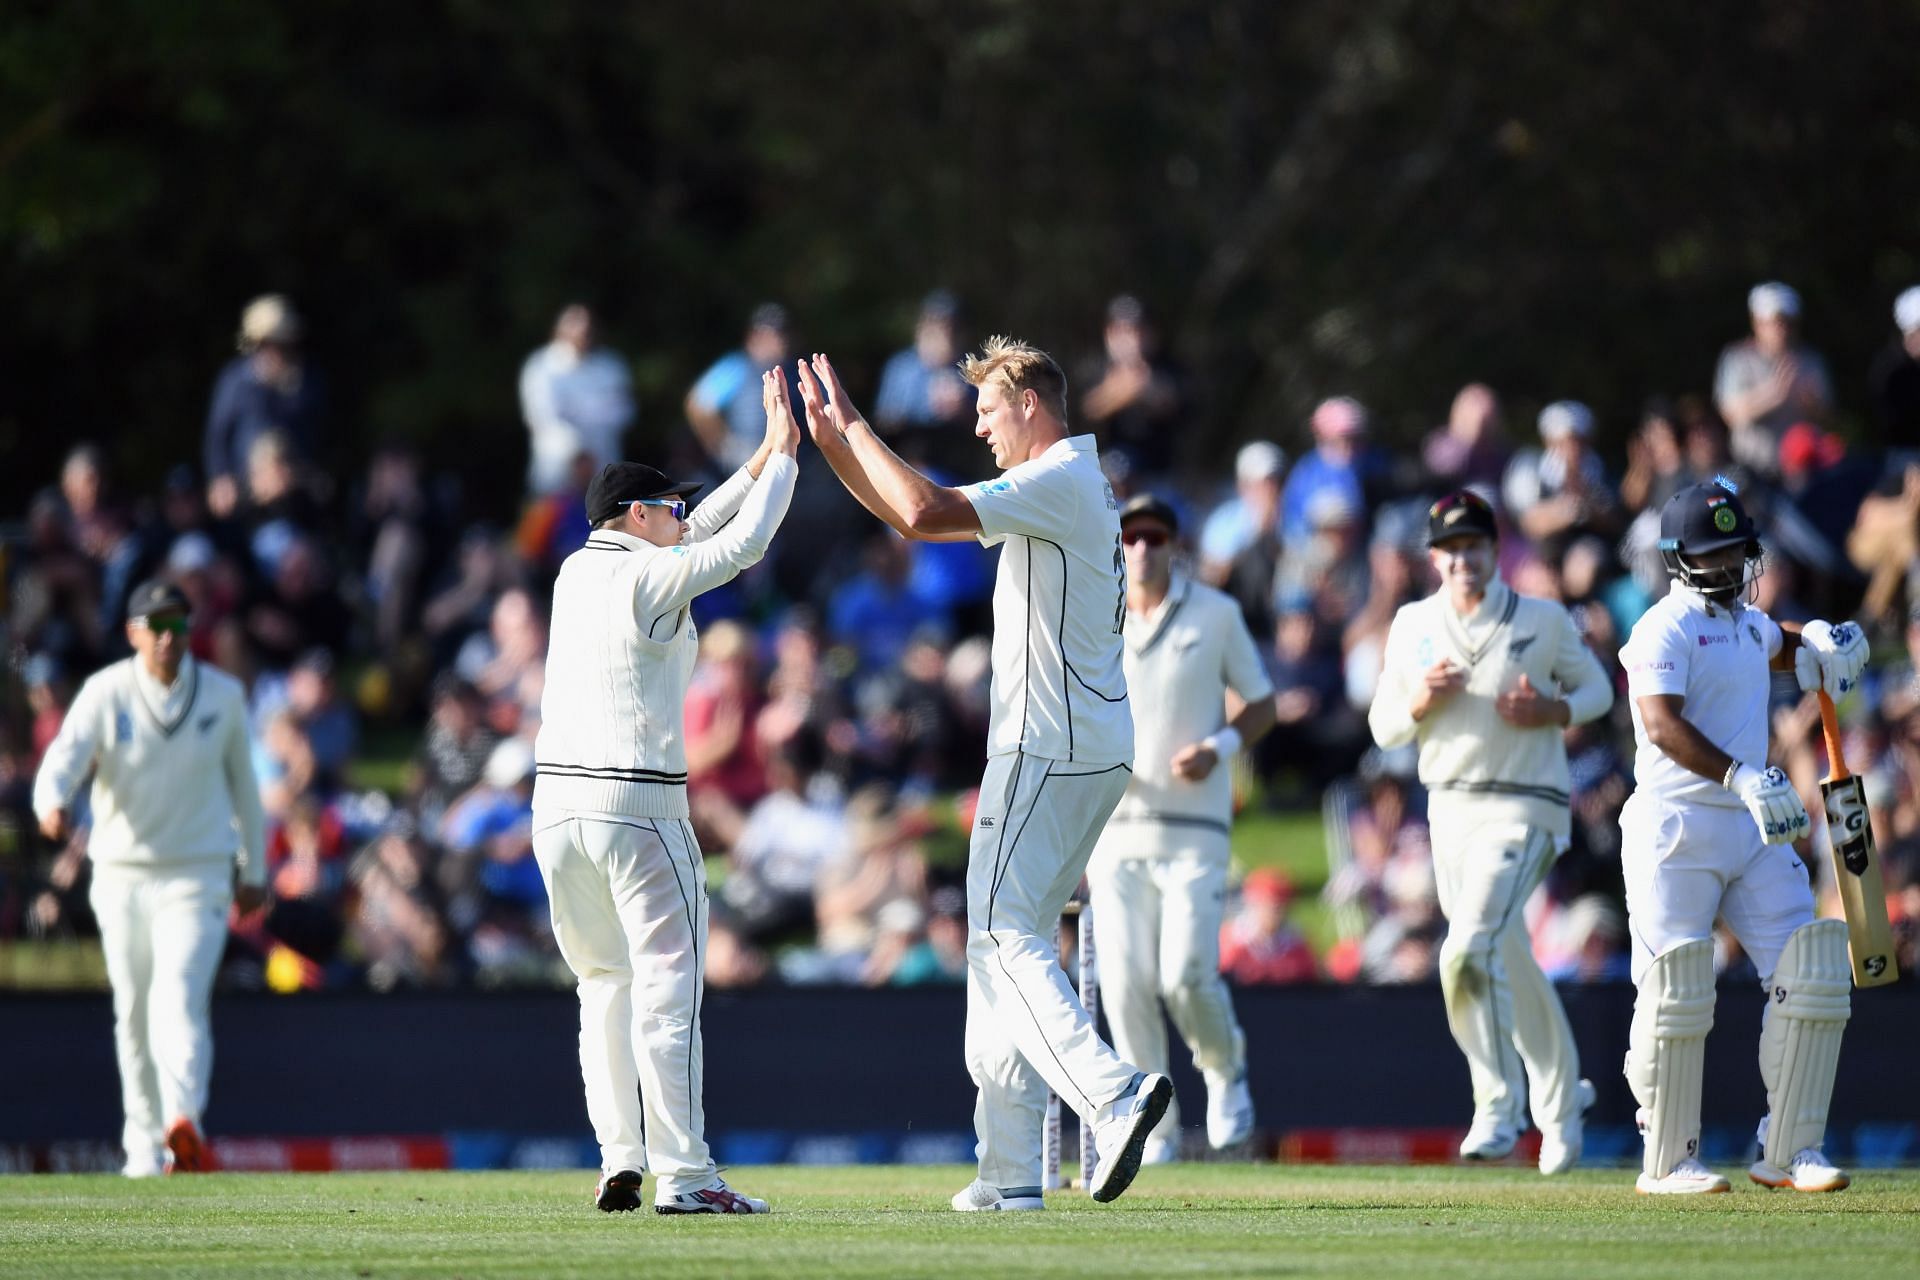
[
  {"xmin": 1368, "ymin": 489, "xmax": 1612, "ymax": 1174},
  {"xmin": 33, "ymin": 578, "xmax": 267, "ymax": 1177},
  {"xmin": 798, "ymin": 339, "xmax": 1170, "ymax": 1210},
  {"xmin": 1087, "ymin": 492, "xmax": 1276, "ymax": 1162},
  {"xmin": 531, "ymin": 369, "xmax": 798, "ymax": 1215},
  {"xmin": 1617, "ymin": 479, "xmax": 1866, "ymax": 1194}
]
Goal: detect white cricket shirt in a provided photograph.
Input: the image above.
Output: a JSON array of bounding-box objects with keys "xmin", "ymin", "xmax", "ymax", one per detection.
[
  {"xmin": 534, "ymin": 455, "xmax": 795, "ymax": 818},
  {"xmin": 1104, "ymin": 573, "xmax": 1272, "ymax": 842},
  {"xmin": 965, "ymin": 434, "xmax": 1134, "ymax": 765},
  {"xmin": 1368, "ymin": 577, "xmax": 1613, "ymax": 841},
  {"xmin": 1619, "ymin": 580, "xmax": 1781, "ymax": 810},
  {"xmin": 32, "ymin": 654, "xmax": 267, "ymax": 883}
]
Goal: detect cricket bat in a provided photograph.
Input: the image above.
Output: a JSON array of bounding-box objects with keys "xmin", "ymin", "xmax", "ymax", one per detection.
[{"xmin": 1816, "ymin": 691, "xmax": 1898, "ymax": 987}]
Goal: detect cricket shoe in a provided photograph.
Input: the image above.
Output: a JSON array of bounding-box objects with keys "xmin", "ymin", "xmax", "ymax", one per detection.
[
  {"xmin": 594, "ymin": 1169, "xmax": 644, "ymax": 1213},
  {"xmin": 1538, "ymin": 1078, "xmax": 1597, "ymax": 1176},
  {"xmin": 164, "ymin": 1117, "xmax": 214, "ymax": 1174},
  {"xmin": 1458, "ymin": 1114, "xmax": 1519, "ymax": 1161},
  {"xmin": 1636, "ymin": 1158, "xmax": 1731, "ymax": 1195},
  {"xmin": 656, "ymin": 1177, "xmax": 769, "ymax": 1214},
  {"xmin": 1749, "ymin": 1121, "xmax": 1849, "ymax": 1192},
  {"xmin": 951, "ymin": 1179, "xmax": 1045, "ymax": 1211},
  {"xmin": 1205, "ymin": 1072, "xmax": 1255, "ymax": 1150},
  {"xmin": 1088, "ymin": 1072, "xmax": 1174, "ymax": 1203},
  {"xmin": 1141, "ymin": 1135, "xmax": 1180, "ymax": 1166}
]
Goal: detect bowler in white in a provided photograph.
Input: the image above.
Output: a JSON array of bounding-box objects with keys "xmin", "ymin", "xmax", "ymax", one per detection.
[
  {"xmin": 798, "ymin": 338, "xmax": 1170, "ymax": 1210},
  {"xmin": 33, "ymin": 578, "xmax": 268, "ymax": 1177}
]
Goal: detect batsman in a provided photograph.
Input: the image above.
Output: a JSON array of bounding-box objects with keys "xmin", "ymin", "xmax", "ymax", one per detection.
[{"xmin": 1617, "ymin": 480, "xmax": 1869, "ymax": 1194}]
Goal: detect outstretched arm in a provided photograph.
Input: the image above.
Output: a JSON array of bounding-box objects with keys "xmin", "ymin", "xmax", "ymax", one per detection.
[{"xmin": 796, "ymin": 355, "xmax": 980, "ymax": 541}]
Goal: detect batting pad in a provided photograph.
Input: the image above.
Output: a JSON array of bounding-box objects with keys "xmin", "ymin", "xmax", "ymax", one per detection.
[
  {"xmin": 1626, "ymin": 938, "xmax": 1716, "ymax": 1179},
  {"xmin": 1759, "ymin": 919, "xmax": 1852, "ymax": 1165}
]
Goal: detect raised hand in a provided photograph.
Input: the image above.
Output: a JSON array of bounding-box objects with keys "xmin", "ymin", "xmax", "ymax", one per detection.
[
  {"xmin": 796, "ymin": 353, "xmax": 865, "ymax": 444},
  {"xmin": 761, "ymin": 366, "xmax": 800, "ymax": 457}
]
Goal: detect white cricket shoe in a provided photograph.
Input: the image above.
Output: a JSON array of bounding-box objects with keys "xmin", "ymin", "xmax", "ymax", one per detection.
[
  {"xmin": 1749, "ymin": 1116, "xmax": 1850, "ymax": 1192},
  {"xmin": 951, "ymin": 1179, "xmax": 1045, "ymax": 1211},
  {"xmin": 1636, "ymin": 1158, "xmax": 1732, "ymax": 1195},
  {"xmin": 1141, "ymin": 1134, "xmax": 1180, "ymax": 1166},
  {"xmin": 1459, "ymin": 1114, "xmax": 1519, "ymax": 1161},
  {"xmin": 1750, "ymin": 1148, "xmax": 1850, "ymax": 1193},
  {"xmin": 1088, "ymin": 1072, "xmax": 1174, "ymax": 1203},
  {"xmin": 1205, "ymin": 1074, "xmax": 1255, "ymax": 1150},
  {"xmin": 1538, "ymin": 1078, "xmax": 1597, "ymax": 1176},
  {"xmin": 655, "ymin": 1177, "xmax": 769, "ymax": 1214}
]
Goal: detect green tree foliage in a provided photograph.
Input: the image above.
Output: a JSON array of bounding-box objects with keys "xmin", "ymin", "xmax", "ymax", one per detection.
[{"xmin": 4, "ymin": 0, "xmax": 1916, "ymax": 518}]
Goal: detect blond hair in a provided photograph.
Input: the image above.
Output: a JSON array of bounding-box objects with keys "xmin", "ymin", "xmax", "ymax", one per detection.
[{"xmin": 959, "ymin": 335, "xmax": 1069, "ymax": 425}]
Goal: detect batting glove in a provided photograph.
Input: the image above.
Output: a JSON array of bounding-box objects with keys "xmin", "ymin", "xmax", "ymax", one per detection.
[
  {"xmin": 1728, "ymin": 763, "xmax": 1811, "ymax": 845},
  {"xmin": 1797, "ymin": 620, "xmax": 1868, "ymax": 697}
]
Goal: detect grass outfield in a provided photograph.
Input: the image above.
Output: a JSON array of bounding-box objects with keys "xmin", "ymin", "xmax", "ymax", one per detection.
[{"xmin": 3, "ymin": 1165, "xmax": 1918, "ymax": 1279}]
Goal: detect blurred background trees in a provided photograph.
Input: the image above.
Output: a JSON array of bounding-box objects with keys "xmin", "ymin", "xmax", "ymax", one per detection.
[{"xmin": 4, "ymin": 0, "xmax": 1916, "ymax": 519}]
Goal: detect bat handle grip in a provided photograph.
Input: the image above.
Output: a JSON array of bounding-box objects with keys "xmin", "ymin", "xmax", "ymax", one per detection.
[{"xmin": 1817, "ymin": 690, "xmax": 1851, "ymax": 782}]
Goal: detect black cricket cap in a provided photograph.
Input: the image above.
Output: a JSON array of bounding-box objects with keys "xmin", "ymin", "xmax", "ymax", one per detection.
[
  {"xmin": 126, "ymin": 578, "xmax": 190, "ymax": 621},
  {"xmin": 1427, "ymin": 489, "xmax": 1499, "ymax": 546},
  {"xmin": 1119, "ymin": 492, "xmax": 1179, "ymax": 536},
  {"xmin": 584, "ymin": 462, "xmax": 703, "ymax": 526},
  {"xmin": 1658, "ymin": 480, "xmax": 1757, "ymax": 557}
]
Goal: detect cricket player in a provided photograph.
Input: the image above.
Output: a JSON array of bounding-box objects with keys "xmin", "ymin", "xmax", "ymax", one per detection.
[
  {"xmin": 531, "ymin": 369, "xmax": 797, "ymax": 1214},
  {"xmin": 33, "ymin": 578, "xmax": 268, "ymax": 1176},
  {"xmin": 796, "ymin": 340, "xmax": 1170, "ymax": 1210},
  {"xmin": 1087, "ymin": 492, "xmax": 1277, "ymax": 1161},
  {"xmin": 1368, "ymin": 489, "xmax": 1612, "ymax": 1174},
  {"xmin": 1617, "ymin": 480, "xmax": 1866, "ymax": 1194}
]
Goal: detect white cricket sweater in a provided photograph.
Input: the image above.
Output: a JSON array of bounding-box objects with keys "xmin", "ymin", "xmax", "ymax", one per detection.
[
  {"xmin": 532, "ymin": 454, "xmax": 796, "ymax": 819},
  {"xmin": 1368, "ymin": 579, "xmax": 1613, "ymax": 843},
  {"xmin": 32, "ymin": 655, "xmax": 267, "ymax": 884}
]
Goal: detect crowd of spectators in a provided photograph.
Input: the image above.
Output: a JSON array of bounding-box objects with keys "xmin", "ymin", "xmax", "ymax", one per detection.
[{"xmin": 4, "ymin": 281, "xmax": 1920, "ymax": 995}]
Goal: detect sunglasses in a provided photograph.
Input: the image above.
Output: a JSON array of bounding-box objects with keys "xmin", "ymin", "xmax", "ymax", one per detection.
[
  {"xmin": 631, "ymin": 497, "xmax": 688, "ymax": 521},
  {"xmin": 1122, "ymin": 527, "xmax": 1170, "ymax": 548},
  {"xmin": 140, "ymin": 615, "xmax": 191, "ymax": 635}
]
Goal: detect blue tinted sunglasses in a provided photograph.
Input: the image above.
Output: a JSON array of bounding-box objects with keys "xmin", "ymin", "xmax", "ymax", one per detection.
[{"xmin": 631, "ymin": 497, "xmax": 687, "ymax": 521}]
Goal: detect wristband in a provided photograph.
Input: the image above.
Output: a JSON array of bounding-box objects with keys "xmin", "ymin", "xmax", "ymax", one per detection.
[
  {"xmin": 1722, "ymin": 761, "xmax": 1743, "ymax": 791},
  {"xmin": 1202, "ymin": 727, "xmax": 1243, "ymax": 760}
]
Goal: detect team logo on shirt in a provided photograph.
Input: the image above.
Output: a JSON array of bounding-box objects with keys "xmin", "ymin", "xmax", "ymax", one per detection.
[
  {"xmin": 1417, "ymin": 637, "xmax": 1434, "ymax": 666},
  {"xmin": 978, "ymin": 815, "xmax": 996, "ymax": 829},
  {"xmin": 1747, "ymin": 624, "xmax": 1761, "ymax": 646},
  {"xmin": 975, "ymin": 480, "xmax": 1012, "ymax": 496},
  {"xmin": 1507, "ymin": 635, "xmax": 1535, "ymax": 658},
  {"xmin": 198, "ymin": 714, "xmax": 217, "ymax": 735},
  {"xmin": 115, "ymin": 711, "xmax": 132, "ymax": 743}
]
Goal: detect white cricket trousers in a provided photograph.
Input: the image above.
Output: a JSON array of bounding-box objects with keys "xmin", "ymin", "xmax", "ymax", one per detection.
[
  {"xmin": 1086, "ymin": 834, "xmax": 1245, "ymax": 1148},
  {"xmin": 532, "ymin": 813, "xmax": 716, "ymax": 1196},
  {"xmin": 1431, "ymin": 822, "xmax": 1581, "ymax": 1134},
  {"xmin": 89, "ymin": 862, "xmax": 231, "ymax": 1175},
  {"xmin": 1619, "ymin": 791, "xmax": 1814, "ymax": 986},
  {"xmin": 966, "ymin": 751, "xmax": 1139, "ymax": 1190}
]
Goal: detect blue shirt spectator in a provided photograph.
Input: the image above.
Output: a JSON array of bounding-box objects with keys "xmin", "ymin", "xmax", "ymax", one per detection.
[{"xmin": 686, "ymin": 303, "xmax": 790, "ymax": 471}]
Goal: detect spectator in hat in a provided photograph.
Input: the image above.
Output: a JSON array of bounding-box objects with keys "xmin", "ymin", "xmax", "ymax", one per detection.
[
  {"xmin": 204, "ymin": 294, "xmax": 325, "ymax": 518},
  {"xmin": 874, "ymin": 290, "xmax": 975, "ymax": 447},
  {"xmin": 1199, "ymin": 440, "xmax": 1286, "ymax": 630},
  {"xmin": 1080, "ymin": 294, "xmax": 1189, "ymax": 480},
  {"xmin": 1422, "ymin": 383, "xmax": 1511, "ymax": 490},
  {"xmin": 1219, "ymin": 869, "xmax": 1317, "ymax": 985},
  {"xmin": 1869, "ymin": 285, "xmax": 1920, "ymax": 448},
  {"xmin": 1502, "ymin": 400, "xmax": 1621, "ymax": 554},
  {"xmin": 520, "ymin": 303, "xmax": 637, "ymax": 498},
  {"xmin": 1713, "ymin": 281, "xmax": 1833, "ymax": 476},
  {"xmin": 1278, "ymin": 396, "xmax": 1391, "ymax": 548},
  {"xmin": 687, "ymin": 302, "xmax": 793, "ymax": 471}
]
